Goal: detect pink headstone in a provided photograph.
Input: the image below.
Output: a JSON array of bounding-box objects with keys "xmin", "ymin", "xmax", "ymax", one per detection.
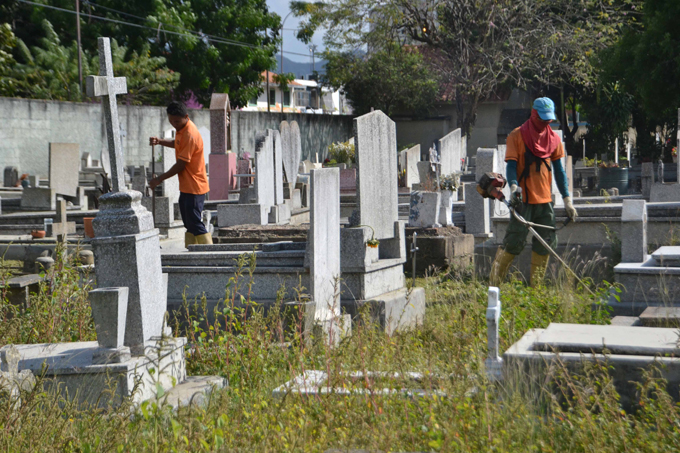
[
  {"xmin": 339, "ymin": 168, "xmax": 356, "ymax": 194},
  {"xmin": 237, "ymin": 159, "xmax": 253, "ymax": 188},
  {"xmin": 209, "ymin": 152, "xmax": 237, "ymax": 200}
]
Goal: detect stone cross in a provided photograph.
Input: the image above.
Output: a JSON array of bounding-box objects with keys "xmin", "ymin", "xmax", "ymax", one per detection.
[
  {"xmin": 86, "ymin": 37, "xmax": 128, "ymax": 192},
  {"xmin": 0, "ymin": 345, "xmax": 36, "ymax": 401},
  {"xmin": 485, "ymin": 286, "xmax": 503, "ymax": 381}
]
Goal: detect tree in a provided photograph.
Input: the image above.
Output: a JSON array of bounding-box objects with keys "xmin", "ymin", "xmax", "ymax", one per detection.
[
  {"xmin": 323, "ymin": 46, "xmax": 438, "ymax": 116},
  {"xmin": 3, "ymin": 0, "xmax": 281, "ymax": 106},
  {"xmin": 0, "ymin": 23, "xmax": 18, "ymax": 96},
  {"xmin": 597, "ymin": 0, "xmax": 680, "ymax": 160},
  {"xmin": 3, "ymin": 19, "xmax": 179, "ymax": 105},
  {"xmin": 296, "ymin": 0, "xmax": 642, "ymax": 141}
]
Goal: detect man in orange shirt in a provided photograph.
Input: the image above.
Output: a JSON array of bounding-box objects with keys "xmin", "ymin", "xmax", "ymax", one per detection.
[
  {"xmin": 489, "ymin": 98, "xmax": 578, "ymax": 286},
  {"xmin": 149, "ymin": 101, "xmax": 212, "ymax": 246}
]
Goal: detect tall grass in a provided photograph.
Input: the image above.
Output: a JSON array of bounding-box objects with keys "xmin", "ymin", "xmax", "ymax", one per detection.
[{"xmin": 1, "ymin": 252, "xmax": 680, "ymax": 451}]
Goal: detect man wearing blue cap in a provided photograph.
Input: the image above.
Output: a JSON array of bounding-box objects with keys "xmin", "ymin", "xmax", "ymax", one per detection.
[{"xmin": 489, "ymin": 97, "xmax": 578, "ymax": 286}]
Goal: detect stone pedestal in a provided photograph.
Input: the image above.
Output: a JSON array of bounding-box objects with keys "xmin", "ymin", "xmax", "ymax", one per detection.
[
  {"xmin": 92, "ymin": 190, "xmax": 166, "ymax": 355},
  {"xmin": 209, "ymin": 152, "xmax": 237, "ymax": 200}
]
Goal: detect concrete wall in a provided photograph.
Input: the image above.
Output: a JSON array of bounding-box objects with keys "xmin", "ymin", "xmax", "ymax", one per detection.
[
  {"xmin": 231, "ymin": 111, "xmax": 354, "ymax": 162},
  {"xmin": 395, "ymin": 118, "xmax": 451, "ymax": 159},
  {"xmin": 0, "ymin": 96, "xmax": 211, "ymax": 177}
]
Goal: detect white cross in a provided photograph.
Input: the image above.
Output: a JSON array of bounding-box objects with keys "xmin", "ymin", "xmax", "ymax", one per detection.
[{"xmin": 86, "ymin": 37, "xmax": 128, "ymax": 192}]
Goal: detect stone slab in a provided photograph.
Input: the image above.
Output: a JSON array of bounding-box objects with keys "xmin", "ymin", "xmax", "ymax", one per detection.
[
  {"xmin": 20, "ymin": 188, "xmax": 56, "ymax": 211},
  {"xmin": 651, "ymin": 246, "xmax": 680, "ymax": 267},
  {"xmin": 89, "ymin": 287, "xmax": 129, "ymax": 349},
  {"xmin": 353, "ymin": 111, "xmax": 398, "ymax": 240},
  {"xmin": 209, "ymin": 152, "xmax": 237, "ymax": 200},
  {"xmin": 217, "ymin": 203, "xmax": 268, "ymax": 227},
  {"xmin": 535, "ymin": 323, "xmax": 679, "ymax": 355},
  {"xmin": 639, "ymin": 307, "xmax": 680, "ymax": 327},
  {"xmin": 650, "ymin": 183, "xmax": 680, "ymax": 202},
  {"xmin": 621, "ymin": 199, "xmax": 647, "ymax": 263},
  {"xmin": 49, "ymin": 143, "xmax": 80, "ymax": 197},
  {"xmin": 341, "ymin": 287, "xmax": 425, "ymax": 336},
  {"xmin": 405, "ymin": 145, "xmax": 420, "ymax": 189}
]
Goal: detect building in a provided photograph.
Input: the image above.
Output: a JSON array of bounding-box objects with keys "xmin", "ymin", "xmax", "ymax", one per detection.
[{"xmin": 240, "ymin": 72, "xmax": 352, "ymax": 115}]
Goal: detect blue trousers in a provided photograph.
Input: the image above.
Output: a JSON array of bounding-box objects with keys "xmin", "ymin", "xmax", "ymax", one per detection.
[{"xmin": 178, "ymin": 192, "xmax": 208, "ymax": 236}]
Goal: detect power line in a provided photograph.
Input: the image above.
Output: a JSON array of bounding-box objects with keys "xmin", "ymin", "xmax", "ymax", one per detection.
[{"xmin": 16, "ymin": 0, "xmax": 315, "ymax": 58}]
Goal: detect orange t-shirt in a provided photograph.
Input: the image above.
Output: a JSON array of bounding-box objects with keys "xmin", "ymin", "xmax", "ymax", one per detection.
[
  {"xmin": 505, "ymin": 127, "xmax": 564, "ymax": 204},
  {"xmin": 175, "ymin": 120, "xmax": 209, "ymax": 195}
]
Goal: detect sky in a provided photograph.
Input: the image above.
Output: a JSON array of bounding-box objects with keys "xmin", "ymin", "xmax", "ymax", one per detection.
[{"xmin": 266, "ymin": 0, "xmax": 325, "ymax": 63}]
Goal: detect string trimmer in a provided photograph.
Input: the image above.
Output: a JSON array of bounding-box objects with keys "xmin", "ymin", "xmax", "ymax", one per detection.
[{"xmin": 476, "ymin": 172, "xmax": 595, "ymax": 296}]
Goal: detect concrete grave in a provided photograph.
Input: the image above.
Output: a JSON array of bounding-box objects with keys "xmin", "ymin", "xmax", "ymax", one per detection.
[
  {"xmin": 48, "ymin": 143, "xmax": 80, "ymax": 198},
  {"xmin": 351, "ymin": 110, "xmax": 398, "ymax": 240},
  {"xmin": 504, "ymin": 323, "xmax": 680, "ymax": 407}
]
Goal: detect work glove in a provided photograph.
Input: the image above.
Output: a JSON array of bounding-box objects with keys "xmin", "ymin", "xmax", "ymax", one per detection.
[
  {"xmin": 564, "ymin": 196, "xmax": 578, "ymax": 221},
  {"xmin": 510, "ymin": 184, "xmax": 522, "ymax": 202}
]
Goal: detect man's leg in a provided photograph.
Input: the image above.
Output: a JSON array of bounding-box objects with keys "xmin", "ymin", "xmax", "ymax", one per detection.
[
  {"xmin": 529, "ymin": 203, "xmax": 557, "ymax": 287},
  {"xmin": 178, "ymin": 192, "xmax": 196, "ymax": 247},
  {"xmin": 188, "ymin": 193, "xmax": 213, "ymax": 245},
  {"xmin": 490, "ymin": 205, "xmax": 530, "ymax": 285}
]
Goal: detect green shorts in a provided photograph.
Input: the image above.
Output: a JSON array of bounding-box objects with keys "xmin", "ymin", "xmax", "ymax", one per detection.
[{"xmin": 502, "ymin": 202, "xmax": 557, "ymax": 256}]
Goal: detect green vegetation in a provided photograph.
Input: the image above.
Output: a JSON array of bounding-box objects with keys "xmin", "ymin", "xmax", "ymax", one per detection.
[{"xmin": 2, "ymin": 250, "xmax": 680, "ymax": 451}]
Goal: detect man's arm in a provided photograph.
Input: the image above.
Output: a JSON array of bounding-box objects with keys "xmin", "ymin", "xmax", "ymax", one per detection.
[
  {"xmin": 149, "ymin": 137, "xmax": 175, "ymax": 148},
  {"xmin": 149, "ymin": 159, "xmax": 186, "ymax": 189},
  {"xmin": 552, "ymin": 158, "xmax": 570, "ymax": 199}
]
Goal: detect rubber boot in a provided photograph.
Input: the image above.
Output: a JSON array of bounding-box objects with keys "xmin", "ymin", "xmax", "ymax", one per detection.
[
  {"xmin": 194, "ymin": 233, "xmax": 213, "ymax": 245},
  {"xmin": 489, "ymin": 247, "xmax": 516, "ymax": 287},
  {"xmin": 184, "ymin": 232, "xmax": 197, "ymax": 248},
  {"xmin": 530, "ymin": 252, "xmax": 550, "ymax": 287}
]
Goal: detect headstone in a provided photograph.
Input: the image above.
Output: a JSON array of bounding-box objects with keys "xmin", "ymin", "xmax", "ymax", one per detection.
[
  {"xmin": 352, "ymin": 111, "xmax": 398, "ymax": 240},
  {"xmin": 408, "ymin": 191, "xmax": 441, "ymax": 228},
  {"xmin": 339, "ymin": 168, "xmax": 356, "ymax": 193},
  {"xmin": 209, "ymin": 93, "xmax": 237, "ymax": 200},
  {"xmin": 281, "ymin": 121, "xmax": 302, "ymax": 185},
  {"xmin": 49, "ymin": 143, "xmax": 80, "ymax": 197},
  {"xmin": 0, "ymin": 345, "xmax": 36, "ymax": 403},
  {"xmin": 161, "ymin": 146, "xmax": 179, "ymax": 204},
  {"xmin": 81, "ymin": 152, "xmax": 92, "ymax": 170},
  {"xmin": 309, "ymin": 168, "xmax": 341, "ymax": 324},
  {"xmin": 89, "ymin": 287, "xmax": 128, "ymax": 349},
  {"xmin": 87, "ymin": 37, "xmax": 166, "ymax": 355},
  {"xmin": 476, "ymin": 148, "xmax": 502, "ymax": 221},
  {"xmin": 485, "ymin": 287, "xmax": 502, "ymax": 381},
  {"xmin": 621, "ymin": 199, "xmax": 647, "ymax": 263},
  {"xmin": 272, "ymin": 129, "xmax": 284, "ymax": 205},
  {"xmin": 657, "ymin": 159, "xmax": 665, "ymax": 184},
  {"xmin": 3, "ymin": 166, "xmax": 18, "ymax": 187},
  {"xmin": 237, "ymin": 158, "xmax": 252, "ymax": 188},
  {"xmin": 404, "ymin": 145, "xmax": 420, "ymax": 189},
  {"xmin": 494, "ymin": 145, "xmax": 509, "ymax": 217},
  {"xmin": 464, "ymin": 184, "xmax": 489, "ymax": 235},
  {"xmin": 439, "ymin": 129, "xmax": 463, "ymax": 176},
  {"xmin": 131, "ymin": 166, "xmax": 147, "ymax": 193},
  {"xmin": 641, "ymin": 162, "xmax": 654, "ymax": 199}
]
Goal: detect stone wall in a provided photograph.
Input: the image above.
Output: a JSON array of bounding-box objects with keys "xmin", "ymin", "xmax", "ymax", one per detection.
[
  {"xmin": 0, "ymin": 97, "xmax": 355, "ymax": 177},
  {"xmin": 0, "ymin": 96, "xmax": 210, "ymax": 177},
  {"xmin": 231, "ymin": 111, "xmax": 354, "ymax": 162}
]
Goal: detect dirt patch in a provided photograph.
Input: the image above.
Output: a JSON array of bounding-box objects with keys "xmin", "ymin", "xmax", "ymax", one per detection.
[{"xmin": 217, "ymin": 224, "xmax": 309, "ymax": 243}]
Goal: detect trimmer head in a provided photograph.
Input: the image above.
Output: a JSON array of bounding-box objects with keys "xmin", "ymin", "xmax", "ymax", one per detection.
[{"xmin": 476, "ymin": 172, "xmax": 508, "ymax": 202}]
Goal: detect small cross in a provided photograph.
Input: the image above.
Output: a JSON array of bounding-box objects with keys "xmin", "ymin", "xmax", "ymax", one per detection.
[{"xmin": 86, "ymin": 37, "xmax": 128, "ymax": 192}]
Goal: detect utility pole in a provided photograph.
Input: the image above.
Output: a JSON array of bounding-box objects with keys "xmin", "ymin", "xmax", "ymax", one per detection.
[
  {"xmin": 76, "ymin": 0, "xmax": 83, "ymax": 94},
  {"xmin": 266, "ymin": 70, "xmax": 270, "ymax": 113}
]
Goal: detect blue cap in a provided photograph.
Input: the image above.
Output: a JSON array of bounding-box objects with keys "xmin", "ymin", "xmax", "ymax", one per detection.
[{"xmin": 533, "ymin": 97, "xmax": 556, "ymax": 121}]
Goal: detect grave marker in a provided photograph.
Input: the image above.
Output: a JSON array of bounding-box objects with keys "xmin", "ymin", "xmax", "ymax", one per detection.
[
  {"xmin": 49, "ymin": 143, "xmax": 80, "ymax": 197},
  {"xmin": 352, "ymin": 110, "xmax": 398, "ymax": 240},
  {"xmin": 621, "ymin": 199, "xmax": 647, "ymax": 263},
  {"xmin": 3, "ymin": 166, "xmax": 18, "ymax": 188},
  {"xmin": 439, "ymin": 129, "xmax": 463, "ymax": 175},
  {"xmin": 209, "ymin": 93, "xmax": 237, "ymax": 200}
]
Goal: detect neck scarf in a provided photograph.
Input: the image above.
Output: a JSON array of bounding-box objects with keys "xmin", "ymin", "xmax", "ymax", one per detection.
[{"xmin": 519, "ymin": 109, "xmax": 559, "ymax": 159}]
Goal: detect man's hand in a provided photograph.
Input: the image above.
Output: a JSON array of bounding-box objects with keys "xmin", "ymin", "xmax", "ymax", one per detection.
[
  {"xmin": 564, "ymin": 196, "xmax": 578, "ymax": 221},
  {"xmin": 149, "ymin": 137, "xmax": 160, "ymax": 146},
  {"xmin": 149, "ymin": 177, "xmax": 161, "ymax": 190}
]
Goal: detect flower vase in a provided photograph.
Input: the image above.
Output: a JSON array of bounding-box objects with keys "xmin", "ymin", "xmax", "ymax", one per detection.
[{"xmin": 673, "ymin": 155, "xmax": 678, "ymax": 164}]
